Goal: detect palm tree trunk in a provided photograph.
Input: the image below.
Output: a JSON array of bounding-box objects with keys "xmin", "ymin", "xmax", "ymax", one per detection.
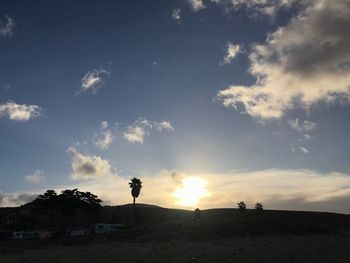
[{"xmin": 132, "ymin": 196, "xmax": 136, "ymax": 229}]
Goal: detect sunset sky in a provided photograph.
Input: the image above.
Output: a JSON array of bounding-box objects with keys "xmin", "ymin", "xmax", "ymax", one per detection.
[{"xmin": 1, "ymin": 0, "xmax": 350, "ymax": 213}]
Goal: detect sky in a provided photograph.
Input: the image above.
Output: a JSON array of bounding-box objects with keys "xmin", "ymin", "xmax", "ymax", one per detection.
[{"xmin": 1, "ymin": 0, "xmax": 350, "ymax": 213}]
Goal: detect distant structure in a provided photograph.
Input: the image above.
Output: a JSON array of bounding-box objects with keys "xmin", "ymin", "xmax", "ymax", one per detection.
[
  {"xmin": 94, "ymin": 223, "xmax": 127, "ymax": 234},
  {"xmin": 12, "ymin": 230, "xmax": 51, "ymax": 240}
]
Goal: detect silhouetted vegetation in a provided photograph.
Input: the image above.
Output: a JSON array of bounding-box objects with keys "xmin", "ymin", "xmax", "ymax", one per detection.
[
  {"xmin": 5, "ymin": 189, "xmax": 103, "ymax": 234},
  {"xmin": 255, "ymin": 203, "xmax": 263, "ymax": 213},
  {"xmin": 237, "ymin": 201, "xmax": 246, "ymax": 213},
  {"xmin": 194, "ymin": 208, "xmax": 201, "ymax": 222},
  {"xmin": 129, "ymin": 178, "xmax": 142, "ymax": 227}
]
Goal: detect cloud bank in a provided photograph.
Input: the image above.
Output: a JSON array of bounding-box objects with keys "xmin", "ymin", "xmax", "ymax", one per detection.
[
  {"xmin": 73, "ymin": 169, "xmax": 350, "ymax": 213},
  {"xmin": 218, "ymin": 0, "xmax": 350, "ymax": 119},
  {"xmin": 4, "ymin": 168, "xmax": 350, "ymax": 213}
]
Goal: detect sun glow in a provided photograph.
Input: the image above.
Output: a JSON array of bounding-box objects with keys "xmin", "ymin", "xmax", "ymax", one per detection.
[{"xmin": 172, "ymin": 176, "xmax": 210, "ymax": 207}]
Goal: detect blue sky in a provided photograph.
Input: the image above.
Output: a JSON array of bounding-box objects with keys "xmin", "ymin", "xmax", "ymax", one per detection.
[{"xmin": 1, "ymin": 0, "xmax": 350, "ymax": 213}]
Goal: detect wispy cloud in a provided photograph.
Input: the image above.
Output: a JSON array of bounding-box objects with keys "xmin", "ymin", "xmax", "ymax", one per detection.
[
  {"xmin": 0, "ymin": 101, "xmax": 42, "ymax": 121},
  {"xmin": 67, "ymin": 147, "xmax": 116, "ymax": 180},
  {"xmin": 172, "ymin": 8, "xmax": 181, "ymax": 23},
  {"xmin": 299, "ymin": 147, "xmax": 309, "ymax": 154},
  {"xmin": 221, "ymin": 42, "xmax": 241, "ymax": 65},
  {"xmin": 81, "ymin": 68, "xmax": 110, "ymax": 94},
  {"xmin": 123, "ymin": 117, "xmax": 174, "ymax": 144},
  {"xmin": 24, "ymin": 170, "xmax": 45, "ymax": 184},
  {"xmin": 0, "ymin": 15, "xmax": 15, "ymax": 38},
  {"xmin": 94, "ymin": 121, "xmax": 113, "ymax": 150},
  {"xmin": 288, "ymin": 118, "xmax": 316, "ymax": 133},
  {"xmin": 210, "ymin": 0, "xmax": 299, "ymax": 18},
  {"xmin": 218, "ymin": 0, "xmax": 350, "ymax": 119}
]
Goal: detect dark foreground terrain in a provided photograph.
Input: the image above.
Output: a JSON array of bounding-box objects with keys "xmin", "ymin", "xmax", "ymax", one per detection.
[
  {"xmin": 1, "ymin": 234, "xmax": 350, "ymax": 263},
  {"xmin": 1, "ymin": 205, "xmax": 350, "ymax": 262}
]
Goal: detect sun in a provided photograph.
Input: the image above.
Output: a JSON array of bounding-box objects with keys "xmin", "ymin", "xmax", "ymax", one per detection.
[{"xmin": 172, "ymin": 176, "xmax": 210, "ymax": 207}]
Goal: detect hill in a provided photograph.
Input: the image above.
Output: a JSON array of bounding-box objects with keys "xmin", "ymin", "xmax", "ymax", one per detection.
[{"xmin": 1, "ymin": 204, "xmax": 350, "ymax": 239}]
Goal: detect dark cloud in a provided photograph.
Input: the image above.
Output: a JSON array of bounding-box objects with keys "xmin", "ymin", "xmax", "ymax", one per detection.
[{"xmin": 77, "ymin": 163, "xmax": 97, "ymax": 175}]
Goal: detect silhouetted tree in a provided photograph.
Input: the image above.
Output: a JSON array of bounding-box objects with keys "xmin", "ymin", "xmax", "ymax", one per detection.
[
  {"xmin": 237, "ymin": 201, "xmax": 246, "ymax": 213},
  {"xmin": 34, "ymin": 189, "xmax": 102, "ymax": 233},
  {"xmin": 255, "ymin": 202, "xmax": 263, "ymax": 213},
  {"xmin": 194, "ymin": 208, "xmax": 201, "ymax": 222},
  {"xmin": 57, "ymin": 189, "xmax": 102, "ymax": 230},
  {"xmin": 129, "ymin": 178, "xmax": 142, "ymax": 210},
  {"xmin": 129, "ymin": 178, "xmax": 142, "ymax": 227},
  {"xmin": 34, "ymin": 190, "xmax": 58, "ymax": 230}
]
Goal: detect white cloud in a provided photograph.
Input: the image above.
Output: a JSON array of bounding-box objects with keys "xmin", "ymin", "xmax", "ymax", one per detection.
[
  {"xmin": 299, "ymin": 147, "xmax": 309, "ymax": 154},
  {"xmin": 188, "ymin": 0, "xmax": 206, "ymax": 12},
  {"xmin": 218, "ymin": 0, "xmax": 350, "ymax": 119},
  {"xmin": 155, "ymin": 120, "xmax": 174, "ymax": 131},
  {"xmin": 68, "ymin": 147, "xmax": 116, "ymax": 180},
  {"xmin": 123, "ymin": 117, "xmax": 151, "ymax": 144},
  {"xmin": 123, "ymin": 126, "xmax": 146, "ymax": 144},
  {"xmin": 95, "ymin": 121, "xmax": 113, "ymax": 150},
  {"xmin": 123, "ymin": 117, "xmax": 174, "ymax": 144},
  {"xmin": 222, "ymin": 42, "xmax": 241, "ymax": 65},
  {"xmin": 0, "ymin": 101, "xmax": 41, "ymax": 121},
  {"xmin": 288, "ymin": 118, "xmax": 316, "ymax": 132},
  {"xmin": 0, "ymin": 15, "xmax": 15, "ymax": 38},
  {"xmin": 81, "ymin": 68, "xmax": 110, "ymax": 94},
  {"xmin": 24, "ymin": 170, "xmax": 45, "ymax": 184},
  {"xmin": 172, "ymin": 8, "xmax": 181, "ymax": 22}
]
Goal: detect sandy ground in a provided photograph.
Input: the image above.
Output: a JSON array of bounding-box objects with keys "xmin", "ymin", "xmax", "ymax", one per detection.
[{"xmin": 1, "ymin": 234, "xmax": 350, "ymax": 263}]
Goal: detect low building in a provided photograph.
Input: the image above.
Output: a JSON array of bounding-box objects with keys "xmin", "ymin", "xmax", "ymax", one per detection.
[
  {"xmin": 94, "ymin": 223, "xmax": 127, "ymax": 234},
  {"xmin": 12, "ymin": 230, "xmax": 51, "ymax": 240},
  {"xmin": 66, "ymin": 227, "xmax": 89, "ymax": 236}
]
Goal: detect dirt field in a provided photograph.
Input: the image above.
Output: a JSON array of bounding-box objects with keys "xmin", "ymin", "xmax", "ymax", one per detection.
[{"xmin": 1, "ymin": 234, "xmax": 350, "ymax": 263}]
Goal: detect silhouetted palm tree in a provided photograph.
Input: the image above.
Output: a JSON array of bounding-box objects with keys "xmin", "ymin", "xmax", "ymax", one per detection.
[
  {"xmin": 129, "ymin": 177, "xmax": 142, "ymax": 227},
  {"xmin": 129, "ymin": 177, "xmax": 142, "ymax": 209}
]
